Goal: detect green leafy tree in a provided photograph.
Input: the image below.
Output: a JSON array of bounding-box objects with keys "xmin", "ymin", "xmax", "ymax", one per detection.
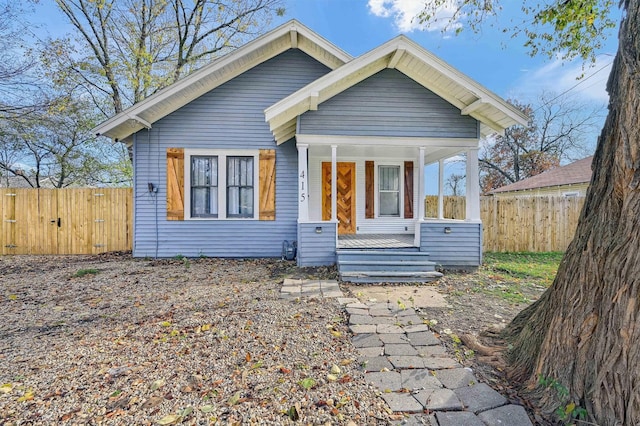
[{"xmin": 419, "ymin": 1, "xmax": 639, "ymax": 424}]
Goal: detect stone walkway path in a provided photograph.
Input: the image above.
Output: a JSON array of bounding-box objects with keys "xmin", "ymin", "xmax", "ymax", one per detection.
[{"xmin": 280, "ymin": 279, "xmax": 533, "ymax": 426}]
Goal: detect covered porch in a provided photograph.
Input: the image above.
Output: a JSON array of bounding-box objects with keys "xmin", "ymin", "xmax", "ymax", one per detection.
[{"xmin": 295, "ymin": 139, "xmax": 483, "ymax": 269}]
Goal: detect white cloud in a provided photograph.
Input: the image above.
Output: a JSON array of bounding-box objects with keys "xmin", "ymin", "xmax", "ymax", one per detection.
[
  {"xmin": 509, "ymin": 54, "xmax": 613, "ymax": 104},
  {"xmin": 368, "ymin": 0, "xmax": 461, "ymax": 33}
]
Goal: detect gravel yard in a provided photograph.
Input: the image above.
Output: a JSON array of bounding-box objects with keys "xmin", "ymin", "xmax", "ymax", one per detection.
[{"xmin": 0, "ymin": 254, "xmax": 391, "ymax": 425}]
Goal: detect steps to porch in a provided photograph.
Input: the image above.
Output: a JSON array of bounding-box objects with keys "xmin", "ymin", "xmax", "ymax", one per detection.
[{"xmin": 337, "ymin": 250, "xmax": 443, "ymax": 284}]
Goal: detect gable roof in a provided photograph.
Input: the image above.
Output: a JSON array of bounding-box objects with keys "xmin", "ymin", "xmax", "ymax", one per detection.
[
  {"xmin": 92, "ymin": 20, "xmax": 352, "ymax": 143},
  {"xmin": 488, "ymin": 156, "xmax": 593, "ymax": 194},
  {"xmin": 265, "ymin": 35, "xmax": 528, "ymax": 144}
]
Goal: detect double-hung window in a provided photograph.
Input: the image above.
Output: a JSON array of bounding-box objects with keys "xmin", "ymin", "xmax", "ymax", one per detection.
[
  {"xmin": 185, "ymin": 150, "xmax": 259, "ymax": 220},
  {"xmin": 191, "ymin": 156, "xmax": 218, "ymax": 217},
  {"xmin": 226, "ymin": 156, "xmax": 254, "ymax": 218},
  {"xmin": 379, "ymin": 165, "xmax": 400, "ymax": 217}
]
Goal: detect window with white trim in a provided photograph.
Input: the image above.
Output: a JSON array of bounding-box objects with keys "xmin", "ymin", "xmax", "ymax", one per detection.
[
  {"xmin": 185, "ymin": 150, "xmax": 259, "ymax": 220},
  {"xmin": 191, "ymin": 156, "xmax": 218, "ymax": 217},
  {"xmin": 379, "ymin": 165, "xmax": 400, "ymax": 216},
  {"xmin": 226, "ymin": 156, "xmax": 254, "ymax": 218}
]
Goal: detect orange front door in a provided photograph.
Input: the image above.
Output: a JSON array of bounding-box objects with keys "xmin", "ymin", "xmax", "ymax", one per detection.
[{"xmin": 322, "ymin": 162, "xmax": 356, "ymax": 235}]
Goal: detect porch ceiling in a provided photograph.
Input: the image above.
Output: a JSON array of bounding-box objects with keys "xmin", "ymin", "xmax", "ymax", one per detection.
[{"xmin": 307, "ymin": 144, "xmax": 465, "ymax": 162}]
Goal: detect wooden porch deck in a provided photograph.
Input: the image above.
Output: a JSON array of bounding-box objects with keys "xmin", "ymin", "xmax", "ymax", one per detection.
[{"xmin": 337, "ymin": 234, "xmax": 416, "ymax": 249}]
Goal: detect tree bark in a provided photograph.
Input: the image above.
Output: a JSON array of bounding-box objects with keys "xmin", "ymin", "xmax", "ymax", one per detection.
[{"xmin": 504, "ymin": 2, "xmax": 640, "ymax": 424}]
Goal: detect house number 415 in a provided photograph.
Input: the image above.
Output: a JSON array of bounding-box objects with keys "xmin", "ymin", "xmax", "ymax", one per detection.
[{"xmin": 299, "ymin": 170, "xmax": 307, "ymax": 203}]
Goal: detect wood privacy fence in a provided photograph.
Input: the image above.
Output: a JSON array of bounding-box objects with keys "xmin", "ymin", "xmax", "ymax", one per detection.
[
  {"xmin": 0, "ymin": 188, "xmax": 132, "ymax": 255},
  {"xmin": 425, "ymin": 195, "xmax": 586, "ymax": 252}
]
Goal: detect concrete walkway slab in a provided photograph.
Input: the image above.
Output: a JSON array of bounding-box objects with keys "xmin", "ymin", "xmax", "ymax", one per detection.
[
  {"xmin": 454, "ymin": 383, "xmax": 508, "ymax": 414},
  {"xmin": 416, "ymin": 388, "xmax": 464, "ymax": 411},
  {"xmin": 365, "ymin": 371, "xmax": 402, "ymax": 391},
  {"xmin": 435, "ymin": 411, "xmax": 485, "ymax": 426},
  {"xmin": 350, "ymin": 285, "xmax": 449, "ymax": 309},
  {"xmin": 477, "ymin": 404, "xmax": 533, "ymax": 426},
  {"xmin": 381, "ymin": 393, "xmax": 424, "ymax": 413}
]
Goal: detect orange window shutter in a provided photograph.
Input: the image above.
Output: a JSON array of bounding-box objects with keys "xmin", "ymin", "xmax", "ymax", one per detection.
[
  {"xmin": 404, "ymin": 161, "xmax": 414, "ymax": 219},
  {"xmin": 259, "ymin": 149, "xmax": 276, "ymax": 221},
  {"xmin": 365, "ymin": 161, "xmax": 374, "ymax": 218},
  {"xmin": 166, "ymin": 148, "xmax": 184, "ymax": 220}
]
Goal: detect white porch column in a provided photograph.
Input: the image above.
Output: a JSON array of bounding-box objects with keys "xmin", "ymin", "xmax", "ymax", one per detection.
[
  {"xmin": 418, "ymin": 147, "xmax": 426, "ymax": 220},
  {"xmin": 331, "ymin": 145, "xmax": 337, "ymax": 222},
  {"xmin": 466, "ymin": 147, "xmax": 481, "ymax": 221},
  {"xmin": 297, "ymin": 143, "xmax": 309, "ymax": 222},
  {"xmin": 438, "ymin": 159, "xmax": 445, "ymax": 220}
]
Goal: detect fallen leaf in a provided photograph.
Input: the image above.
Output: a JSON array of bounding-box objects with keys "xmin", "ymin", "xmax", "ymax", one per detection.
[
  {"xmin": 227, "ymin": 391, "xmax": 241, "ymax": 406},
  {"xmin": 160, "ymin": 321, "xmax": 172, "ymax": 327},
  {"xmin": 8, "ymin": 294, "xmax": 17, "ymax": 300},
  {"xmin": 339, "ymin": 359, "xmax": 353, "ymax": 366},
  {"xmin": 17, "ymin": 390, "xmax": 34, "ymax": 402},
  {"xmin": 156, "ymin": 414, "xmax": 180, "ymax": 425},
  {"xmin": 279, "ymin": 367, "xmax": 291, "ymax": 374},
  {"xmin": 299, "ymin": 378, "xmax": 315, "ymax": 390},
  {"xmin": 286, "ymin": 405, "xmax": 299, "ymax": 421},
  {"xmin": 330, "ymin": 365, "xmax": 341, "ymax": 375},
  {"xmin": 245, "ymin": 353, "xmax": 251, "ymax": 363},
  {"xmin": 200, "ymin": 404, "xmax": 215, "ymax": 413},
  {"xmin": 0, "ymin": 383, "xmax": 13, "ymax": 394},
  {"xmin": 178, "ymin": 406, "xmax": 193, "ymax": 417},
  {"xmin": 140, "ymin": 396, "xmax": 164, "ymax": 409},
  {"xmin": 201, "ymin": 323, "xmax": 211, "ymax": 331},
  {"xmin": 327, "ymin": 374, "xmax": 338, "ymax": 382},
  {"xmin": 330, "ymin": 330, "xmax": 342, "ymax": 338},
  {"xmin": 150, "ymin": 378, "xmax": 166, "ymax": 391}
]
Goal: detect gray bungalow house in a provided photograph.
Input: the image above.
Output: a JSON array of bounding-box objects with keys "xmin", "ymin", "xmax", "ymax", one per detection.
[{"xmin": 94, "ymin": 20, "xmax": 526, "ymax": 280}]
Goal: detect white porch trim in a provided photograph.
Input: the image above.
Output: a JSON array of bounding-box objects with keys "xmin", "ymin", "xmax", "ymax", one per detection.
[
  {"xmin": 466, "ymin": 147, "xmax": 481, "ymax": 221},
  {"xmin": 297, "ymin": 134, "xmax": 478, "ymax": 148},
  {"xmin": 438, "ymin": 159, "xmax": 445, "ymax": 220},
  {"xmin": 297, "ymin": 143, "xmax": 309, "ymax": 221},
  {"xmin": 331, "ymin": 145, "xmax": 337, "ymax": 222}
]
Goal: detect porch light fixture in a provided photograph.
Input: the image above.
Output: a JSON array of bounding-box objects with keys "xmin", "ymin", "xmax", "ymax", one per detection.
[
  {"xmin": 444, "ymin": 227, "xmax": 452, "ymax": 234},
  {"xmin": 315, "ymin": 226, "xmax": 323, "ymax": 234}
]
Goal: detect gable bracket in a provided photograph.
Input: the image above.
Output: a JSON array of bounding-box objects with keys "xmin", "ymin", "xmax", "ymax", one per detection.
[
  {"xmin": 388, "ymin": 48, "xmax": 405, "ymax": 69},
  {"xmin": 129, "ymin": 114, "xmax": 152, "ymax": 129},
  {"xmin": 461, "ymin": 98, "xmax": 486, "ymax": 116},
  {"xmin": 290, "ymin": 29, "xmax": 298, "ymax": 48},
  {"xmin": 309, "ymin": 92, "xmax": 320, "ymax": 111}
]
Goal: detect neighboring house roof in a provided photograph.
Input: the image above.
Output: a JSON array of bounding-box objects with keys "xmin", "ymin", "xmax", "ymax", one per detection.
[
  {"xmin": 92, "ymin": 20, "xmax": 351, "ymax": 143},
  {"xmin": 265, "ymin": 35, "xmax": 528, "ymax": 144},
  {"xmin": 0, "ymin": 175, "xmax": 55, "ymax": 188},
  {"xmin": 488, "ymin": 156, "xmax": 593, "ymax": 194}
]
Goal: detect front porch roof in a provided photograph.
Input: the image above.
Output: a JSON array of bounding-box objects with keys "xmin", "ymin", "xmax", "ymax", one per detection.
[
  {"xmin": 265, "ymin": 36, "xmax": 529, "ymax": 145},
  {"xmin": 92, "ymin": 20, "xmax": 351, "ymax": 144}
]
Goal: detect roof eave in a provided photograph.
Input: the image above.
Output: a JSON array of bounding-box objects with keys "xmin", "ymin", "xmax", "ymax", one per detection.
[
  {"xmin": 93, "ymin": 19, "xmax": 352, "ymax": 141},
  {"xmin": 265, "ymin": 36, "xmax": 529, "ymax": 144}
]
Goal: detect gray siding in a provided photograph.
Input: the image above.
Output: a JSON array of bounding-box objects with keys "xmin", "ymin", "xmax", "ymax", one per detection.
[
  {"xmin": 297, "ymin": 222, "xmax": 337, "ymax": 266},
  {"xmin": 420, "ymin": 222, "xmax": 482, "ymax": 268},
  {"xmin": 299, "ymin": 69, "xmax": 479, "ymax": 138},
  {"xmin": 133, "ymin": 49, "xmax": 331, "ymax": 258}
]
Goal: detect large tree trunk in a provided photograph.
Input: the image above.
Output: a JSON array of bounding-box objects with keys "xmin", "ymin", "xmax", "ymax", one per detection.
[{"xmin": 504, "ymin": 2, "xmax": 640, "ymax": 424}]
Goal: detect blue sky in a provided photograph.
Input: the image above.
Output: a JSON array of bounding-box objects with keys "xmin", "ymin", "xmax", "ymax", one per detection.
[{"xmin": 31, "ymin": 0, "xmax": 619, "ymax": 193}]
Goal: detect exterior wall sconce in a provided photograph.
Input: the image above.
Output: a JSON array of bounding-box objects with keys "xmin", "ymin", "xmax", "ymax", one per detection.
[
  {"xmin": 315, "ymin": 226, "xmax": 323, "ymax": 234},
  {"xmin": 444, "ymin": 227, "xmax": 452, "ymax": 234}
]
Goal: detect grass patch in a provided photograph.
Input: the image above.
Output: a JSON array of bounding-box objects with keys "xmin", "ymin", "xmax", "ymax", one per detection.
[
  {"xmin": 483, "ymin": 252, "xmax": 563, "ymax": 287},
  {"xmin": 73, "ymin": 268, "xmax": 99, "ymax": 278}
]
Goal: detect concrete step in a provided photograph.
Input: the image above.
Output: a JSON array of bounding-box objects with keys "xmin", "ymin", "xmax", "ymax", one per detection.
[
  {"xmin": 337, "ymin": 250, "xmax": 431, "ymax": 262},
  {"xmin": 340, "ymin": 270, "xmax": 443, "ymax": 284},
  {"xmin": 338, "ymin": 260, "xmax": 437, "ymax": 272}
]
